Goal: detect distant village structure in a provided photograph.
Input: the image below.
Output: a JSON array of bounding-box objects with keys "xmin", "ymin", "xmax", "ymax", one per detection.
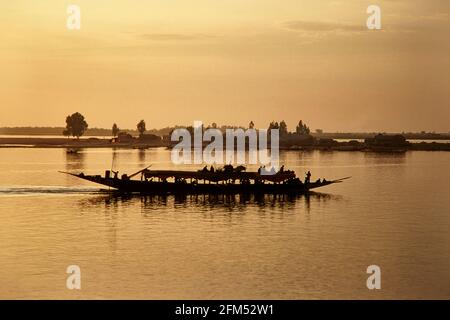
[
  {"xmin": 364, "ymin": 134, "xmax": 409, "ymax": 151},
  {"xmin": 113, "ymin": 132, "xmax": 161, "ymax": 144}
]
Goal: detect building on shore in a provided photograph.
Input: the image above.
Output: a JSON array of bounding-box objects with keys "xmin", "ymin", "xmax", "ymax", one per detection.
[{"xmin": 364, "ymin": 134, "xmax": 409, "ymax": 150}]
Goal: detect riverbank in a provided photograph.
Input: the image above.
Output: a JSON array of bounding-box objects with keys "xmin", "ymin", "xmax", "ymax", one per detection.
[
  {"xmin": 280, "ymin": 141, "xmax": 450, "ymax": 152},
  {"xmin": 1, "ymin": 136, "xmax": 450, "ymax": 151},
  {"xmin": 0, "ymin": 137, "xmax": 164, "ymax": 149}
]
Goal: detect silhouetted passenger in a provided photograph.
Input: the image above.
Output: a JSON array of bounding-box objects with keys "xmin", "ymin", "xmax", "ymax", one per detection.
[
  {"xmin": 305, "ymin": 171, "xmax": 311, "ymax": 184},
  {"xmin": 223, "ymin": 164, "xmax": 233, "ymax": 173}
]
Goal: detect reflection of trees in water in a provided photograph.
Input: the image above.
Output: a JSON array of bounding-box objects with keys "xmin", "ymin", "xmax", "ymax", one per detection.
[
  {"xmin": 64, "ymin": 149, "xmax": 86, "ymax": 171},
  {"xmin": 111, "ymin": 148, "xmax": 119, "ymax": 171},
  {"xmin": 137, "ymin": 149, "xmax": 146, "ymax": 165},
  {"xmin": 363, "ymin": 151, "xmax": 407, "ymax": 164}
]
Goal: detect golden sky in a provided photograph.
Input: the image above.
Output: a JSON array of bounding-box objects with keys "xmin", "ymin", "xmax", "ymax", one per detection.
[{"xmin": 0, "ymin": 0, "xmax": 449, "ymax": 132}]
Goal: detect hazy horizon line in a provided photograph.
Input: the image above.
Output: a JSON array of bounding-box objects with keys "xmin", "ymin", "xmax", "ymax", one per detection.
[{"xmin": 0, "ymin": 125, "xmax": 448, "ymax": 135}]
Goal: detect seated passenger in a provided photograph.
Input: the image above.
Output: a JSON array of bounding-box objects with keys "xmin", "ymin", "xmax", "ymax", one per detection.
[{"xmin": 223, "ymin": 164, "xmax": 233, "ymax": 173}]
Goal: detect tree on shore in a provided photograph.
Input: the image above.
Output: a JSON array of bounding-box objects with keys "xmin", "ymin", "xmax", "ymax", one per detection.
[
  {"xmin": 63, "ymin": 128, "xmax": 70, "ymax": 139},
  {"xmin": 137, "ymin": 120, "xmax": 146, "ymax": 136},
  {"xmin": 296, "ymin": 120, "xmax": 310, "ymax": 135},
  {"xmin": 268, "ymin": 121, "xmax": 279, "ymax": 130},
  {"xmin": 279, "ymin": 120, "xmax": 288, "ymax": 136},
  {"xmin": 63, "ymin": 112, "xmax": 88, "ymax": 139},
  {"xmin": 249, "ymin": 121, "xmax": 255, "ymax": 129},
  {"xmin": 112, "ymin": 123, "xmax": 120, "ymax": 137}
]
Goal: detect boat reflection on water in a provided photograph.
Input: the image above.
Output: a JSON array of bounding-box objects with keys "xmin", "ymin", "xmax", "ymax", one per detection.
[{"xmin": 78, "ymin": 191, "xmax": 342, "ymax": 216}]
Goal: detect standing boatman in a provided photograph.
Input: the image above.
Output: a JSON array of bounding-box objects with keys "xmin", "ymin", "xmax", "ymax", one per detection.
[{"xmin": 305, "ymin": 171, "xmax": 311, "ymax": 185}]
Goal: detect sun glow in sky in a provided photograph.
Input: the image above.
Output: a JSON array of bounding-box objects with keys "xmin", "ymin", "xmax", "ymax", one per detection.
[{"xmin": 0, "ymin": 0, "xmax": 449, "ymax": 132}]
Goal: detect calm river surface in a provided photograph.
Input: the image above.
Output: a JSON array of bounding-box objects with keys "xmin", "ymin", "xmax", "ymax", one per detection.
[{"xmin": 0, "ymin": 148, "xmax": 449, "ymax": 299}]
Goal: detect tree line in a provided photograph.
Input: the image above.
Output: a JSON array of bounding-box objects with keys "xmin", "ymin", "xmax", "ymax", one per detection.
[
  {"xmin": 63, "ymin": 112, "xmax": 149, "ymax": 139},
  {"xmin": 63, "ymin": 112, "xmax": 314, "ymax": 139}
]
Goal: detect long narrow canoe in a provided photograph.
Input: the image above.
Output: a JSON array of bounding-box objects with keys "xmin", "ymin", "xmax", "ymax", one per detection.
[{"xmin": 61, "ymin": 169, "xmax": 349, "ymax": 195}]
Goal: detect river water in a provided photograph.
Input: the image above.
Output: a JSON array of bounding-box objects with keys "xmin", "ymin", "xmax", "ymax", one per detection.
[{"xmin": 0, "ymin": 148, "xmax": 449, "ymax": 299}]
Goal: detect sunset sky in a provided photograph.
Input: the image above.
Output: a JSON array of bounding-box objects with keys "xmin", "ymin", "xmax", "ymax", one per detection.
[{"xmin": 0, "ymin": 0, "xmax": 449, "ymax": 132}]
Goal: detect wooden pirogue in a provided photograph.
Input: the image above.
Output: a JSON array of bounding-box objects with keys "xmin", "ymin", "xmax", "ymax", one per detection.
[{"xmin": 61, "ymin": 165, "xmax": 350, "ymax": 195}]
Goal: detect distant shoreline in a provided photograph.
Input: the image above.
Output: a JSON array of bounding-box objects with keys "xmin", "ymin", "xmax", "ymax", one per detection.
[
  {"xmin": 1, "ymin": 127, "xmax": 450, "ymax": 141},
  {"xmin": 0, "ymin": 137, "xmax": 165, "ymax": 149},
  {"xmin": 1, "ymin": 136, "xmax": 450, "ymax": 152}
]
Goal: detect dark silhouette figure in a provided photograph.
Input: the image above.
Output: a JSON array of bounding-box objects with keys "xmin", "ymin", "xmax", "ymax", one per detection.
[
  {"xmin": 223, "ymin": 164, "xmax": 233, "ymax": 173},
  {"xmin": 305, "ymin": 171, "xmax": 311, "ymax": 184}
]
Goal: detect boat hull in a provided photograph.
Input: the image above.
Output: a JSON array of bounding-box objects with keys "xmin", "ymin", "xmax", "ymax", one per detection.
[{"xmin": 73, "ymin": 174, "xmax": 336, "ymax": 195}]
